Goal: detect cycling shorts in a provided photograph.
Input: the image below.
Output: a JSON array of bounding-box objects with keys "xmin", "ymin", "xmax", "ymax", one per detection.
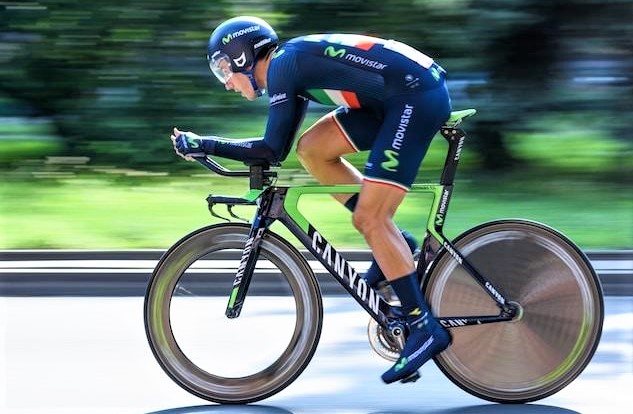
[{"xmin": 332, "ymin": 66, "xmax": 451, "ymax": 191}]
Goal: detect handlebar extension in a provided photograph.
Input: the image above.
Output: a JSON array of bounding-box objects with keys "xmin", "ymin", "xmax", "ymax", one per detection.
[{"xmin": 194, "ymin": 156, "xmax": 277, "ymax": 189}]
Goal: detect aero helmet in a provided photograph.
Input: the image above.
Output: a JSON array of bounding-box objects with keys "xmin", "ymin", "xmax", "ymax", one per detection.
[{"xmin": 207, "ymin": 16, "xmax": 278, "ymax": 95}]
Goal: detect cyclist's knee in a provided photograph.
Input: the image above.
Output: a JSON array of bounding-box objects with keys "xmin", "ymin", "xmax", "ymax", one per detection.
[
  {"xmin": 296, "ymin": 131, "xmax": 319, "ymax": 163},
  {"xmin": 352, "ymin": 206, "xmax": 387, "ymax": 237}
]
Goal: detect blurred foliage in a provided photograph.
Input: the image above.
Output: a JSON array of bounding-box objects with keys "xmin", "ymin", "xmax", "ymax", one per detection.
[
  {"xmin": 0, "ymin": 0, "xmax": 632, "ymax": 174},
  {"xmin": 1, "ymin": 174, "xmax": 631, "ymax": 248}
]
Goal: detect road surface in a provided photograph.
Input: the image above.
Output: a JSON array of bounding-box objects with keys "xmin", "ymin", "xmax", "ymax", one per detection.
[{"xmin": 1, "ymin": 295, "xmax": 631, "ymax": 414}]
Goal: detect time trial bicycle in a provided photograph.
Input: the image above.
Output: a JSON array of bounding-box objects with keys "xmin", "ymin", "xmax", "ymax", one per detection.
[{"xmin": 144, "ymin": 109, "xmax": 603, "ymax": 404}]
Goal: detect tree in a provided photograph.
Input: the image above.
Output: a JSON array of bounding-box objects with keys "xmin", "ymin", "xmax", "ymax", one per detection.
[
  {"xmin": 0, "ymin": 0, "xmax": 238, "ymax": 167},
  {"xmin": 1, "ymin": 0, "xmax": 630, "ymax": 172}
]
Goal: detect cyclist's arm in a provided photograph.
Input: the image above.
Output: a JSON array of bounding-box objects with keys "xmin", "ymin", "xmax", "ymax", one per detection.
[
  {"xmin": 197, "ymin": 48, "xmax": 307, "ymax": 165},
  {"xmin": 261, "ymin": 94, "xmax": 308, "ymax": 163},
  {"xmin": 194, "ymin": 135, "xmax": 276, "ymax": 165},
  {"xmin": 198, "ymin": 94, "xmax": 307, "ymax": 165}
]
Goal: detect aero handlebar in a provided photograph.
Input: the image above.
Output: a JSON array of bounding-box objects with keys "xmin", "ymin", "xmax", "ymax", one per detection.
[{"xmin": 193, "ymin": 156, "xmax": 277, "ymax": 189}]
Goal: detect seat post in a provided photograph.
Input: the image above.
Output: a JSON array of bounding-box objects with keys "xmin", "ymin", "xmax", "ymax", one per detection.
[{"xmin": 439, "ymin": 126, "xmax": 466, "ymax": 186}]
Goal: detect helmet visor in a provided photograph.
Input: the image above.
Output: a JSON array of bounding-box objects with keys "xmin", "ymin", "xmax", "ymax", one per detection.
[{"xmin": 208, "ymin": 51, "xmax": 234, "ymax": 84}]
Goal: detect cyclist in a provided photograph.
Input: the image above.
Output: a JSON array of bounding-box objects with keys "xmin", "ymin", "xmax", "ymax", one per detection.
[{"xmin": 171, "ymin": 16, "xmax": 452, "ymax": 384}]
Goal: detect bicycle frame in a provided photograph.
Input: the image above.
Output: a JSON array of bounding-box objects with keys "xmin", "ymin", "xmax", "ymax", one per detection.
[{"xmin": 206, "ymin": 124, "xmax": 517, "ymax": 331}]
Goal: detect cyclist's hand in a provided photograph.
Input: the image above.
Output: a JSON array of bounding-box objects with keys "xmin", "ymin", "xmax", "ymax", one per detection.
[{"xmin": 171, "ymin": 127, "xmax": 206, "ymax": 161}]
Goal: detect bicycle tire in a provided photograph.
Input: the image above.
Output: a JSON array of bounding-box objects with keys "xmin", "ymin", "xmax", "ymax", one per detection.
[
  {"xmin": 144, "ymin": 223, "xmax": 323, "ymax": 404},
  {"xmin": 423, "ymin": 219, "xmax": 603, "ymax": 403}
]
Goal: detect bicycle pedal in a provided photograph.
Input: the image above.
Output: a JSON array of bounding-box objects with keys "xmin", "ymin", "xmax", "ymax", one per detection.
[{"xmin": 400, "ymin": 370, "xmax": 421, "ymax": 383}]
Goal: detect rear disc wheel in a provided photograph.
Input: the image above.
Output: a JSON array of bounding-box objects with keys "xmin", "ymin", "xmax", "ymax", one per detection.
[{"xmin": 424, "ymin": 220, "xmax": 603, "ymax": 403}]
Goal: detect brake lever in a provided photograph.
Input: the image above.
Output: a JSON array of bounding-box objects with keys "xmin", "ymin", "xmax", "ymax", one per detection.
[
  {"xmin": 227, "ymin": 205, "xmax": 250, "ymax": 223},
  {"xmin": 208, "ymin": 203, "xmax": 230, "ymax": 222},
  {"xmin": 206, "ymin": 195, "xmax": 256, "ymax": 223}
]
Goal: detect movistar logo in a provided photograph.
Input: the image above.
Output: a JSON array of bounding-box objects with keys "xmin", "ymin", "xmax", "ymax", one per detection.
[
  {"xmin": 395, "ymin": 357, "xmax": 408, "ymax": 372},
  {"xmin": 381, "ymin": 150, "xmax": 399, "ymax": 172},
  {"xmin": 324, "ymin": 46, "xmax": 346, "ymax": 58},
  {"xmin": 221, "ymin": 25, "xmax": 260, "ymax": 45},
  {"xmin": 430, "ymin": 66, "xmax": 441, "ymax": 81},
  {"xmin": 185, "ymin": 135, "xmax": 199, "ymax": 148}
]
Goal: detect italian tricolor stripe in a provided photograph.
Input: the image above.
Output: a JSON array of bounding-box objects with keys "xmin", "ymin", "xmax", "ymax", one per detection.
[
  {"xmin": 355, "ymin": 39, "xmax": 375, "ymax": 51},
  {"xmin": 324, "ymin": 34, "xmax": 379, "ymax": 50},
  {"xmin": 307, "ymin": 89, "xmax": 361, "ymax": 108},
  {"xmin": 304, "ymin": 34, "xmax": 379, "ymax": 51}
]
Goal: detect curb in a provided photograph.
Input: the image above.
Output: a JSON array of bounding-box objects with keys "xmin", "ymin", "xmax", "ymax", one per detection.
[{"xmin": 1, "ymin": 250, "xmax": 631, "ymax": 297}]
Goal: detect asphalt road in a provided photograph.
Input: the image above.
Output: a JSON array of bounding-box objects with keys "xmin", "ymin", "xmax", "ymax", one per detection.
[{"xmin": 1, "ymin": 296, "xmax": 631, "ymax": 414}]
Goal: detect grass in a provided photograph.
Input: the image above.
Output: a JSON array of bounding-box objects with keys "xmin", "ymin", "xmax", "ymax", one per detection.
[{"xmin": 1, "ymin": 171, "xmax": 631, "ymax": 249}]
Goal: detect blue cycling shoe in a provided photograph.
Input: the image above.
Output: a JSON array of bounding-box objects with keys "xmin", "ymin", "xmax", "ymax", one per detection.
[{"xmin": 381, "ymin": 311, "xmax": 452, "ymax": 384}]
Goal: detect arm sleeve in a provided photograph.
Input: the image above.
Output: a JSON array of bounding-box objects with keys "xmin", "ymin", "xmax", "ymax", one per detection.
[
  {"xmin": 200, "ymin": 48, "xmax": 308, "ymax": 166},
  {"xmin": 262, "ymin": 48, "xmax": 308, "ymax": 163},
  {"xmin": 262, "ymin": 95, "xmax": 308, "ymax": 164},
  {"xmin": 199, "ymin": 135, "xmax": 277, "ymax": 166}
]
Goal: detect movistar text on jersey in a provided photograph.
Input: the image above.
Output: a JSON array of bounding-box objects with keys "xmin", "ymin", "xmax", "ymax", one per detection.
[
  {"xmin": 392, "ymin": 104, "xmax": 414, "ymax": 150},
  {"xmin": 345, "ymin": 53, "xmax": 388, "ymax": 70}
]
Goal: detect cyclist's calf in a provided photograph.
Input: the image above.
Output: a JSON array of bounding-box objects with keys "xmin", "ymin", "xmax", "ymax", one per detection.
[{"xmin": 352, "ymin": 186, "xmax": 415, "ymax": 279}]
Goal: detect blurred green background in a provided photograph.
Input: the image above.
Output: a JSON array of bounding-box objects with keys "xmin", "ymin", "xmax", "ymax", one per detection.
[{"xmin": 1, "ymin": 0, "xmax": 632, "ymax": 249}]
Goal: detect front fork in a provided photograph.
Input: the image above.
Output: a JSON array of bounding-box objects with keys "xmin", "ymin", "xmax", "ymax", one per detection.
[{"xmin": 224, "ymin": 199, "xmax": 275, "ymax": 319}]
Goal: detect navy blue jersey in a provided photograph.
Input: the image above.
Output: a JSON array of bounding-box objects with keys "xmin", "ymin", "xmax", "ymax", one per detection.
[
  {"xmin": 211, "ymin": 33, "xmax": 451, "ymax": 190},
  {"xmin": 264, "ymin": 34, "xmax": 444, "ymax": 160}
]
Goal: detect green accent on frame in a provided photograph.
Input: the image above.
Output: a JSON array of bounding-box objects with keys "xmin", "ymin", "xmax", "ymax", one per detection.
[
  {"xmin": 445, "ymin": 109, "xmax": 477, "ymax": 127},
  {"xmin": 227, "ymin": 286, "xmax": 239, "ymax": 309},
  {"xmin": 284, "ymin": 184, "xmax": 363, "ymax": 232},
  {"xmin": 409, "ymin": 184, "xmax": 446, "ymax": 244},
  {"xmin": 283, "ymin": 183, "xmax": 446, "ymax": 237},
  {"xmin": 242, "ymin": 189, "xmax": 265, "ymax": 202}
]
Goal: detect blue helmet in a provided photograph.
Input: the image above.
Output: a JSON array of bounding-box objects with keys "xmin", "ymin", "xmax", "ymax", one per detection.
[{"xmin": 207, "ymin": 16, "xmax": 278, "ymax": 90}]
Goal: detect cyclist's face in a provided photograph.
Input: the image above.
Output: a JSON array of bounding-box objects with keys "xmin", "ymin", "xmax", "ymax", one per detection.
[{"xmin": 225, "ymin": 71, "xmax": 256, "ymax": 101}]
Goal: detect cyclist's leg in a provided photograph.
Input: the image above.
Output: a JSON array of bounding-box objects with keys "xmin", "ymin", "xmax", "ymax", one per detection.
[
  {"xmin": 356, "ymin": 84, "xmax": 450, "ymax": 279},
  {"xmin": 295, "ymin": 108, "xmax": 373, "ymax": 204},
  {"xmin": 354, "ymin": 181, "xmax": 451, "ymax": 383},
  {"xmin": 298, "ymin": 108, "xmax": 418, "ymax": 288},
  {"xmin": 354, "ymin": 85, "xmax": 451, "ymax": 383},
  {"xmin": 353, "ymin": 182, "xmax": 413, "ymax": 277}
]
